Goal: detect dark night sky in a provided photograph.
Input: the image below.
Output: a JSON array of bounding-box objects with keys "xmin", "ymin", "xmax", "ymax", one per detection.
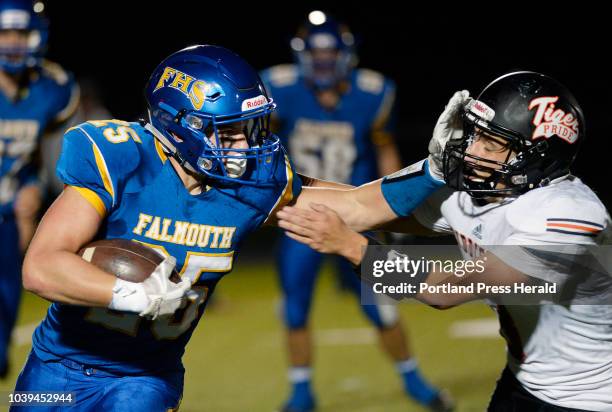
[{"xmin": 42, "ymin": 2, "xmax": 611, "ymax": 205}]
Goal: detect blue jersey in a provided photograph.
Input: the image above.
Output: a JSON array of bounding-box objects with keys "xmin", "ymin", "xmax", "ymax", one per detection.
[
  {"xmin": 32, "ymin": 120, "xmax": 301, "ymax": 375},
  {"xmin": 261, "ymin": 64, "xmax": 396, "ymax": 185},
  {"xmin": 0, "ymin": 61, "xmax": 78, "ymax": 215}
]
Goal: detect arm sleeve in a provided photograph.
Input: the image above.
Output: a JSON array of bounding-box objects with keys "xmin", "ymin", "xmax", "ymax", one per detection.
[{"xmin": 380, "ymin": 158, "xmax": 445, "ymax": 218}]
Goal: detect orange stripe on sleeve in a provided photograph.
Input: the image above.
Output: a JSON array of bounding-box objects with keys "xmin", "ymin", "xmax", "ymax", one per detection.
[{"xmin": 546, "ymin": 223, "xmax": 601, "ymax": 233}]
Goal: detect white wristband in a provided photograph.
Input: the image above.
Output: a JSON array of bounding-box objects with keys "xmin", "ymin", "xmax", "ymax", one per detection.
[{"xmin": 108, "ymin": 278, "xmax": 149, "ymax": 313}]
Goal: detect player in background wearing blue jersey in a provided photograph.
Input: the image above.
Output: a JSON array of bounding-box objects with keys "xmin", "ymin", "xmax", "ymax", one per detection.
[
  {"xmin": 0, "ymin": 0, "xmax": 78, "ymax": 380},
  {"xmin": 261, "ymin": 13, "xmax": 452, "ymax": 412}
]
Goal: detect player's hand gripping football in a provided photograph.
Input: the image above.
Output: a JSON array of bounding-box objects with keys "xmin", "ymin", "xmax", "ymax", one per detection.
[
  {"xmin": 109, "ymin": 256, "xmax": 191, "ymax": 320},
  {"xmin": 427, "ymin": 90, "xmax": 471, "ymax": 181}
]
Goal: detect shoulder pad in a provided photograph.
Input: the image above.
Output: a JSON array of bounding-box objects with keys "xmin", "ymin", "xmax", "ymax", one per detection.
[
  {"xmin": 36, "ymin": 60, "xmax": 79, "ymax": 124},
  {"xmin": 76, "ymin": 120, "xmax": 144, "ymax": 169},
  {"xmin": 506, "ymin": 180, "xmax": 608, "ymax": 243},
  {"xmin": 58, "ymin": 120, "xmax": 161, "ymax": 214},
  {"xmin": 39, "ymin": 59, "xmax": 70, "ymax": 86},
  {"xmin": 355, "ymin": 68, "xmax": 386, "ymax": 95},
  {"xmin": 262, "ymin": 64, "xmax": 299, "ymax": 88}
]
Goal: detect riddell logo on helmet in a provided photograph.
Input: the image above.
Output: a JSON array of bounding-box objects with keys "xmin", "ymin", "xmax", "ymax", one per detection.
[
  {"xmin": 241, "ymin": 95, "xmax": 268, "ymax": 112},
  {"xmin": 470, "ymin": 101, "xmax": 496, "ymax": 121},
  {"xmin": 529, "ymin": 96, "xmax": 579, "ymax": 144}
]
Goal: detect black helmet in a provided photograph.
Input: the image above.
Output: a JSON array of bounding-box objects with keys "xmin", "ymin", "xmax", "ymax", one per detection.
[{"xmin": 443, "ymin": 71, "xmax": 585, "ymax": 197}]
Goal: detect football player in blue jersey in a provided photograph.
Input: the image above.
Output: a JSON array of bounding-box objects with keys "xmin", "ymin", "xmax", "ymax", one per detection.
[
  {"xmin": 0, "ymin": 0, "xmax": 78, "ymax": 380},
  {"xmin": 261, "ymin": 13, "xmax": 451, "ymax": 412},
  {"xmin": 14, "ymin": 44, "xmax": 299, "ymax": 411},
  {"xmin": 13, "ymin": 41, "xmax": 452, "ymax": 410}
]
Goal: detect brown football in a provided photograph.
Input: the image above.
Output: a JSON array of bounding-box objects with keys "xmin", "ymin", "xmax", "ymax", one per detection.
[{"xmin": 77, "ymin": 239, "xmax": 181, "ymax": 283}]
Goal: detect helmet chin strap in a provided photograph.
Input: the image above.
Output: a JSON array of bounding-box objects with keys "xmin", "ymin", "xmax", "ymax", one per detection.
[{"xmin": 142, "ymin": 119, "xmax": 199, "ymax": 174}]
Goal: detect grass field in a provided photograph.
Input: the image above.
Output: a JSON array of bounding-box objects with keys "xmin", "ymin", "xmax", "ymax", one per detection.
[{"xmin": 1, "ymin": 261, "xmax": 505, "ymax": 411}]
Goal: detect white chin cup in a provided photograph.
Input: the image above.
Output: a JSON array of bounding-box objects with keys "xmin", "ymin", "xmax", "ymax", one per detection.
[{"xmin": 225, "ymin": 153, "xmax": 247, "ymax": 178}]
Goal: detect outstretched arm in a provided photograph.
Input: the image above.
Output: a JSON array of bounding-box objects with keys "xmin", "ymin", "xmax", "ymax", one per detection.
[
  {"xmin": 280, "ymin": 177, "xmax": 398, "ymax": 233},
  {"xmin": 275, "ymin": 90, "xmax": 471, "ymax": 232}
]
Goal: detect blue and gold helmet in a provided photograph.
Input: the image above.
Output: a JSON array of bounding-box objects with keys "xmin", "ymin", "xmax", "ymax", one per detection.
[
  {"xmin": 144, "ymin": 45, "xmax": 281, "ymax": 186},
  {"xmin": 0, "ymin": 0, "xmax": 48, "ymax": 73},
  {"xmin": 291, "ymin": 11, "xmax": 356, "ymax": 89}
]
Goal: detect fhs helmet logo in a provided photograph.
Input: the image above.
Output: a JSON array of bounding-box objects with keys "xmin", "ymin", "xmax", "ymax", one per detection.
[
  {"xmin": 528, "ymin": 96, "xmax": 579, "ymax": 144},
  {"xmin": 153, "ymin": 66, "xmax": 225, "ymax": 111}
]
